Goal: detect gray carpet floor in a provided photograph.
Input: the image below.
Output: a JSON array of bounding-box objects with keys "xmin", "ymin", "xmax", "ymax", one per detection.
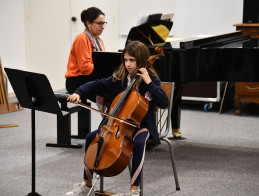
[{"xmin": 0, "ymin": 100, "xmax": 259, "ymax": 196}]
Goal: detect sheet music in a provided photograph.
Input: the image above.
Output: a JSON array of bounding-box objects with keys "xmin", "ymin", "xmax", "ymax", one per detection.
[
  {"xmin": 161, "ymin": 12, "xmax": 174, "ymax": 21},
  {"xmin": 136, "ymin": 12, "xmax": 174, "ymax": 26},
  {"xmin": 136, "ymin": 13, "xmax": 149, "ymax": 26}
]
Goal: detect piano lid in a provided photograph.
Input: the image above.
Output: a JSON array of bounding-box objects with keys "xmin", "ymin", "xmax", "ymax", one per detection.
[{"xmin": 178, "ymin": 31, "xmax": 251, "ymax": 49}]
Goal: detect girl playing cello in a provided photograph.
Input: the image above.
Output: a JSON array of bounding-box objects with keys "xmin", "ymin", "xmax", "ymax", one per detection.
[{"xmin": 65, "ymin": 41, "xmax": 168, "ymax": 196}]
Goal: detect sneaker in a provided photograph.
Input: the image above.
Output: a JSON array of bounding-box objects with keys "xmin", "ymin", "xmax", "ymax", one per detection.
[
  {"xmin": 113, "ymin": 189, "xmax": 140, "ymax": 196},
  {"xmin": 65, "ymin": 182, "xmax": 94, "ymax": 196}
]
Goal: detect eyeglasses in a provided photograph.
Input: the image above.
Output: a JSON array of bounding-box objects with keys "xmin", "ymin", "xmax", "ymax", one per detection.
[{"xmin": 93, "ymin": 21, "xmax": 107, "ymax": 27}]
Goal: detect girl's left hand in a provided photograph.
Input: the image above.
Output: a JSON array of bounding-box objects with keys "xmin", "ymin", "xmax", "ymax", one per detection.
[{"xmin": 137, "ymin": 68, "xmax": 151, "ymax": 84}]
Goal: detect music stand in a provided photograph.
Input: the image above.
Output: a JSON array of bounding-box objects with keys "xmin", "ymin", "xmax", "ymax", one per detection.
[
  {"xmin": 4, "ymin": 68, "xmax": 65, "ymax": 196},
  {"xmin": 126, "ymin": 20, "xmax": 173, "ymax": 46}
]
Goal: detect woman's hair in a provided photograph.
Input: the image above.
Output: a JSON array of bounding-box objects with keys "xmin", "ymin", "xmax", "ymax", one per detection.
[
  {"xmin": 113, "ymin": 41, "xmax": 159, "ymax": 85},
  {"xmin": 81, "ymin": 7, "xmax": 105, "ymax": 27}
]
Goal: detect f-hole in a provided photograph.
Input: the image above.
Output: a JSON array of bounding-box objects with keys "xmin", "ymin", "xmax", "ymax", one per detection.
[{"xmin": 115, "ymin": 125, "xmax": 120, "ymax": 139}]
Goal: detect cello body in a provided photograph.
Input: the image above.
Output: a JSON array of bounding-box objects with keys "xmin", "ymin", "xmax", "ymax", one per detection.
[{"xmin": 84, "ymin": 89, "xmax": 149, "ymax": 177}]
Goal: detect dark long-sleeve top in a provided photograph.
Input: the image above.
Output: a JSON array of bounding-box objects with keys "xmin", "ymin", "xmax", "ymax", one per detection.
[{"xmin": 74, "ymin": 74, "xmax": 168, "ymax": 144}]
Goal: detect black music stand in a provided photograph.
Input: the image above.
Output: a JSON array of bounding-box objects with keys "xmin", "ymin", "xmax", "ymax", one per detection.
[
  {"xmin": 4, "ymin": 68, "xmax": 66, "ymax": 196},
  {"xmin": 126, "ymin": 20, "xmax": 173, "ymax": 46}
]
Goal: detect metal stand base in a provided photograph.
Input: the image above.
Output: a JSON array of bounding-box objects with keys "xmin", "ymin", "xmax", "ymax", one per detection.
[{"xmin": 27, "ymin": 192, "xmax": 41, "ymax": 196}]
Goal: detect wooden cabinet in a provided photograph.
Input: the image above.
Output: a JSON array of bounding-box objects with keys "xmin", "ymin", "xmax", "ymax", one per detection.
[
  {"xmin": 234, "ymin": 23, "xmax": 259, "ymax": 38},
  {"xmin": 235, "ymin": 82, "xmax": 259, "ymax": 114},
  {"xmin": 234, "ymin": 23, "xmax": 259, "ymax": 114}
]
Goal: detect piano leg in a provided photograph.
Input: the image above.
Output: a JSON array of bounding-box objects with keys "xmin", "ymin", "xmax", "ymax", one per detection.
[{"xmin": 171, "ymin": 83, "xmax": 183, "ymax": 139}]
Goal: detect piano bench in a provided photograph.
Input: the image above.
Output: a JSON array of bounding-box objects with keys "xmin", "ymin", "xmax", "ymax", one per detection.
[{"xmin": 46, "ymin": 90, "xmax": 91, "ymax": 149}]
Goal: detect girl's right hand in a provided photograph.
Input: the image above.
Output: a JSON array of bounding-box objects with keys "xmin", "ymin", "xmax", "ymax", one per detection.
[{"xmin": 67, "ymin": 93, "xmax": 80, "ymax": 104}]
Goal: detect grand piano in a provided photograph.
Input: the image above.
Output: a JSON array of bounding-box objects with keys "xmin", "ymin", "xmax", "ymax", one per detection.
[
  {"xmin": 124, "ymin": 24, "xmax": 259, "ymax": 138},
  {"xmin": 154, "ymin": 31, "xmax": 258, "ymax": 83},
  {"xmin": 156, "ymin": 31, "xmax": 258, "ymax": 137}
]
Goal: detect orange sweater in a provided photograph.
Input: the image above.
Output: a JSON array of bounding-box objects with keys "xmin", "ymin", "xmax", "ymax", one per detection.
[{"xmin": 65, "ymin": 32, "xmax": 105, "ymax": 78}]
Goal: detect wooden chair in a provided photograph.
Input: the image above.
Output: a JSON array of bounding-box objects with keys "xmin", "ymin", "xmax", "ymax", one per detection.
[{"xmin": 0, "ymin": 58, "xmax": 23, "ymax": 116}]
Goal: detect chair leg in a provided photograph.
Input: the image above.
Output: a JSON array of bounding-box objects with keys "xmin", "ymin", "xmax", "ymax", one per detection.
[
  {"xmin": 128, "ymin": 162, "xmax": 132, "ymax": 173},
  {"xmin": 161, "ymin": 137, "xmax": 180, "ymax": 190},
  {"xmin": 140, "ymin": 170, "xmax": 143, "ymax": 196},
  {"xmin": 100, "ymin": 175, "xmax": 104, "ymax": 192}
]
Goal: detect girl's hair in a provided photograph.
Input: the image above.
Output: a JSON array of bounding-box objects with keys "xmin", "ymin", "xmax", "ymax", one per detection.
[
  {"xmin": 113, "ymin": 41, "xmax": 159, "ymax": 85},
  {"xmin": 81, "ymin": 7, "xmax": 105, "ymax": 27}
]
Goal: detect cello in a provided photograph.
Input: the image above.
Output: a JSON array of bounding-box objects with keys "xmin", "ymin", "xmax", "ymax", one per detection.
[{"xmin": 82, "ymin": 47, "xmax": 164, "ymax": 177}]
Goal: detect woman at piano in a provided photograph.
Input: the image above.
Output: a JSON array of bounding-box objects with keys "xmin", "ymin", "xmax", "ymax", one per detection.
[
  {"xmin": 65, "ymin": 41, "xmax": 168, "ymax": 196},
  {"xmin": 65, "ymin": 7, "xmax": 107, "ymax": 110}
]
